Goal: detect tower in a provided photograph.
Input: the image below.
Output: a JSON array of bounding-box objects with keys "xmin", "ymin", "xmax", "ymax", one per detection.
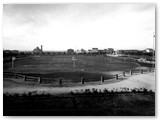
[{"xmin": 41, "ymin": 45, "xmax": 43, "ymax": 52}]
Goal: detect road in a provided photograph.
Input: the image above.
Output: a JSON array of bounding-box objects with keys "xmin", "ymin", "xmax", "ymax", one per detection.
[{"xmin": 3, "ymin": 71, "xmax": 155, "ymax": 94}]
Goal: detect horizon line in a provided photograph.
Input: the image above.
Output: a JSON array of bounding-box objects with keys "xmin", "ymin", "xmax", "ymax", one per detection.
[{"xmin": 3, "ymin": 47, "xmax": 154, "ymax": 52}]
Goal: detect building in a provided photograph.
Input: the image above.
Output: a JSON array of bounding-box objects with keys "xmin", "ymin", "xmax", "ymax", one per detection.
[
  {"xmin": 75, "ymin": 49, "xmax": 86, "ymax": 54},
  {"xmin": 92, "ymin": 48, "xmax": 98, "ymax": 53},
  {"xmin": 98, "ymin": 50, "xmax": 106, "ymax": 54},
  {"xmin": 103, "ymin": 49, "xmax": 108, "ymax": 53},
  {"xmin": 124, "ymin": 50, "xmax": 139, "ymax": 55},
  {"xmin": 87, "ymin": 48, "xmax": 99, "ymax": 54},
  {"xmin": 67, "ymin": 49, "xmax": 74, "ymax": 54},
  {"xmin": 75, "ymin": 49, "xmax": 81, "ymax": 54},
  {"xmin": 32, "ymin": 45, "xmax": 43, "ymax": 54},
  {"xmin": 87, "ymin": 49, "xmax": 92, "ymax": 54},
  {"xmin": 80, "ymin": 49, "xmax": 86, "ymax": 54},
  {"xmin": 145, "ymin": 48, "xmax": 154, "ymax": 53},
  {"xmin": 106, "ymin": 48, "xmax": 114, "ymax": 54},
  {"xmin": 115, "ymin": 50, "xmax": 125, "ymax": 55}
]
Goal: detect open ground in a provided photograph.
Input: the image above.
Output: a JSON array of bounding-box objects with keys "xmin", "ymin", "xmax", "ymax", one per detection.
[
  {"xmin": 3, "ymin": 54, "xmax": 155, "ymax": 116},
  {"xmin": 4, "ymin": 55, "xmax": 141, "ymax": 84}
]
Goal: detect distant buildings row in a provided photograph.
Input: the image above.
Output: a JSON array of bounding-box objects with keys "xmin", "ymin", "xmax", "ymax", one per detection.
[
  {"xmin": 3, "ymin": 45, "xmax": 155, "ymax": 56},
  {"xmin": 115, "ymin": 48, "xmax": 154, "ymax": 55},
  {"xmin": 67, "ymin": 48, "xmax": 114, "ymax": 54},
  {"xmin": 67, "ymin": 48, "xmax": 155, "ymax": 55}
]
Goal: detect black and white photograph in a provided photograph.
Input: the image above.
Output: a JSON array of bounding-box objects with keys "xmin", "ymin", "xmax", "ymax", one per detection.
[{"xmin": 3, "ymin": 3, "xmax": 155, "ymax": 116}]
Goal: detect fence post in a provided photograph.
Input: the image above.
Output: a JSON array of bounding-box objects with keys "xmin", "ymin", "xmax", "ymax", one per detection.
[
  {"xmin": 140, "ymin": 69, "xmax": 143, "ymax": 74},
  {"xmin": 24, "ymin": 75, "xmax": 26, "ymax": 82},
  {"xmin": 38, "ymin": 77, "xmax": 41, "ymax": 84},
  {"xmin": 15, "ymin": 73, "xmax": 17, "ymax": 79},
  {"xmin": 59, "ymin": 78, "xmax": 62, "ymax": 85},
  {"xmin": 101, "ymin": 76, "xmax": 104, "ymax": 82},
  {"xmin": 130, "ymin": 70, "xmax": 132, "ymax": 75},
  {"xmin": 123, "ymin": 72, "xmax": 125, "ymax": 77},
  {"xmin": 115, "ymin": 74, "xmax": 118, "ymax": 80},
  {"xmin": 81, "ymin": 77, "xmax": 84, "ymax": 84}
]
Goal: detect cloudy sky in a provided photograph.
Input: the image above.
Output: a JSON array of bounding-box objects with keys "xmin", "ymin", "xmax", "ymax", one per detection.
[{"xmin": 3, "ymin": 4, "xmax": 155, "ymax": 51}]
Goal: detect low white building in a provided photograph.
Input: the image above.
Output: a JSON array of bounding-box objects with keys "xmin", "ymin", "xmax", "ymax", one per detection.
[
  {"xmin": 75, "ymin": 49, "xmax": 86, "ymax": 54},
  {"xmin": 92, "ymin": 48, "xmax": 98, "ymax": 53},
  {"xmin": 145, "ymin": 48, "xmax": 154, "ymax": 53}
]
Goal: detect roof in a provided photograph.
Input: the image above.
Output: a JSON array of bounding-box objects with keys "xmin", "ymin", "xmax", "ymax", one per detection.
[
  {"xmin": 146, "ymin": 48, "xmax": 153, "ymax": 50},
  {"xmin": 33, "ymin": 46, "xmax": 42, "ymax": 53},
  {"xmin": 67, "ymin": 49, "xmax": 74, "ymax": 51},
  {"xmin": 92, "ymin": 48, "xmax": 98, "ymax": 50}
]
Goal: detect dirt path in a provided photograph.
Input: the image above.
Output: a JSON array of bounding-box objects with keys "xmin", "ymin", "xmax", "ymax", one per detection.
[{"xmin": 3, "ymin": 72, "xmax": 155, "ymax": 94}]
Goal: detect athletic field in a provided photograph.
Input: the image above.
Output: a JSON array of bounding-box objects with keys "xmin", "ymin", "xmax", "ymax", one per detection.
[{"xmin": 3, "ymin": 55, "xmax": 140, "ymax": 82}]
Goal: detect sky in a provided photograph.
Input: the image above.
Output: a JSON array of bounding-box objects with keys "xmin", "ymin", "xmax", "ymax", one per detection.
[{"xmin": 3, "ymin": 4, "xmax": 155, "ymax": 51}]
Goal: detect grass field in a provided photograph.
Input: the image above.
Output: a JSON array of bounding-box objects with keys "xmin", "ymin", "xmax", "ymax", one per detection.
[
  {"xmin": 4, "ymin": 55, "xmax": 140, "ymax": 82},
  {"xmin": 4, "ymin": 55, "xmax": 140, "ymax": 72}
]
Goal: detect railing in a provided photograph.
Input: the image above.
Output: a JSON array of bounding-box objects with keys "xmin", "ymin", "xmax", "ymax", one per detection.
[
  {"xmin": 3, "ymin": 68, "xmax": 155, "ymax": 85},
  {"xmin": 113, "ymin": 68, "xmax": 154, "ymax": 80},
  {"xmin": 4, "ymin": 72, "xmax": 41, "ymax": 83}
]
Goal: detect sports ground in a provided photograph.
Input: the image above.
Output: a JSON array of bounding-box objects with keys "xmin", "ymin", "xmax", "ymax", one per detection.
[
  {"xmin": 3, "ymin": 54, "xmax": 155, "ymax": 116},
  {"xmin": 3, "ymin": 54, "xmax": 140, "ymax": 83}
]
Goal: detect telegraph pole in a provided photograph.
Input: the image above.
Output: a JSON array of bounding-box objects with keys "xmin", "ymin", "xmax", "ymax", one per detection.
[
  {"xmin": 12, "ymin": 59, "xmax": 14, "ymax": 68},
  {"xmin": 12, "ymin": 57, "xmax": 16, "ymax": 68},
  {"xmin": 72, "ymin": 56, "xmax": 76, "ymax": 70},
  {"xmin": 153, "ymin": 32, "xmax": 155, "ymax": 68}
]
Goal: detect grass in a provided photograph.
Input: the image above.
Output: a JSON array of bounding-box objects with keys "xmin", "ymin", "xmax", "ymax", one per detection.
[
  {"xmin": 4, "ymin": 55, "xmax": 139, "ymax": 72},
  {"xmin": 4, "ymin": 55, "xmax": 139, "ymax": 82}
]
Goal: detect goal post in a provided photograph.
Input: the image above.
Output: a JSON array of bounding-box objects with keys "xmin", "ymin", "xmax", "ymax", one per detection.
[
  {"xmin": 12, "ymin": 57, "xmax": 16, "ymax": 68},
  {"xmin": 72, "ymin": 56, "xmax": 77, "ymax": 67}
]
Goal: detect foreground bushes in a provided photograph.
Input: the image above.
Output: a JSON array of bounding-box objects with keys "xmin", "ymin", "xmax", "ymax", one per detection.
[
  {"xmin": 4, "ymin": 87, "xmax": 154, "ymax": 97},
  {"xmin": 3, "ymin": 87, "xmax": 155, "ymax": 116}
]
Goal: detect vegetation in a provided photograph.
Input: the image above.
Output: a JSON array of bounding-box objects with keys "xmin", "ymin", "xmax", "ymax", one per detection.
[{"xmin": 4, "ymin": 88, "xmax": 155, "ymax": 116}]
